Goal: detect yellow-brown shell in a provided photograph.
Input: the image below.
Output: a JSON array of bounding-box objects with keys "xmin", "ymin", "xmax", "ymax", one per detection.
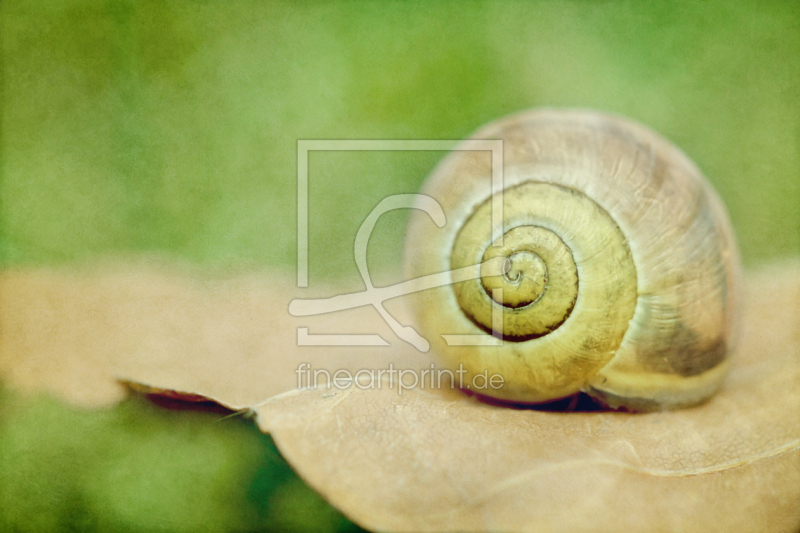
[{"xmin": 403, "ymin": 109, "xmax": 741, "ymax": 411}]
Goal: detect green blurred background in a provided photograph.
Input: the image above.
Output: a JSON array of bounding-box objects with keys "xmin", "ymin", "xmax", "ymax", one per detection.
[{"xmin": 1, "ymin": 1, "xmax": 798, "ymax": 531}]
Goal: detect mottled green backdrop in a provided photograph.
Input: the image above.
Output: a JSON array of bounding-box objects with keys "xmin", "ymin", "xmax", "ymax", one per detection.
[{"xmin": 1, "ymin": 1, "xmax": 798, "ymax": 531}]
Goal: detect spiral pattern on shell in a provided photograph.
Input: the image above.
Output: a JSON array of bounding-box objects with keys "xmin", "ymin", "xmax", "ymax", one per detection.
[{"xmin": 403, "ymin": 109, "xmax": 740, "ymax": 411}]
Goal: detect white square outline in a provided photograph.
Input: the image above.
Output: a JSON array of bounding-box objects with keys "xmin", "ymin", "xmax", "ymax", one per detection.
[
  {"xmin": 294, "ymin": 139, "xmax": 504, "ymax": 348},
  {"xmin": 296, "ymin": 139, "xmax": 504, "ymax": 288}
]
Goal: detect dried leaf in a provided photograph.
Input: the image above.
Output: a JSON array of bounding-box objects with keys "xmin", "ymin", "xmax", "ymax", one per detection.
[
  {"xmin": 0, "ymin": 259, "xmax": 430, "ymax": 408},
  {"xmin": 255, "ymin": 263, "xmax": 800, "ymax": 533},
  {"xmin": 1, "ymin": 261, "xmax": 799, "ymax": 532}
]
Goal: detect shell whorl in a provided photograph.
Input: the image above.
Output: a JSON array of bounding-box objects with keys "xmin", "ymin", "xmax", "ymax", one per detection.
[{"xmin": 404, "ymin": 109, "xmax": 740, "ymax": 410}]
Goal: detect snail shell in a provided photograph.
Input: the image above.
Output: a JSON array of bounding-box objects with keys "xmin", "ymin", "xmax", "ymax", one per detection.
[{"xmin": 403, "ymin": 109, "xmax": 740, "ymax": 411}]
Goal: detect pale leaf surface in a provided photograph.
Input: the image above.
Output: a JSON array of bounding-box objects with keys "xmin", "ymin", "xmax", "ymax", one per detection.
[
  {"xmin": 1, "ymin": 262, "xmax": 798, "ymax": 532},
  {"xmin": 256, "ymin": 263, "xmax": 800, "ymax": 533},
  {"xmin": 0, "ymin": 260, "xmax": 429, "ymax": 408}
]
